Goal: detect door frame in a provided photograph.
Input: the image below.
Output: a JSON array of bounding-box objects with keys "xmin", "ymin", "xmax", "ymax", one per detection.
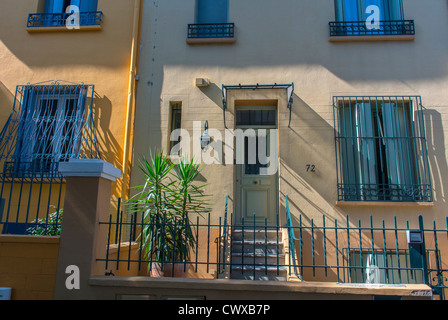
[{"xmin": 233, "ymin": 105, "xmax": 279, "ymax": 226}]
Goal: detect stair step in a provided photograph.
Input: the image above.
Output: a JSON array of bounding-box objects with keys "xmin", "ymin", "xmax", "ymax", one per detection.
[
  {"xmin": 231, "ymin": 240, "xmax": 283, "ymax": 246},
  {"xmin": 232, "ymin": 228, "xmax": 284, "ymax": 242},
  {"xmin": 231, "ymin": 252, "xmax": 286, "ymax": 258},
  {"xmin": 230, "ymin": 274, "xmax": 288, "ymax": 281},
  {"xmin": 230, "ymin": 265, "xmax": 288, "ymax": 280},
  {"xmin": 230, "ymin": 265, "xmax": 288, "ymax": 272}
]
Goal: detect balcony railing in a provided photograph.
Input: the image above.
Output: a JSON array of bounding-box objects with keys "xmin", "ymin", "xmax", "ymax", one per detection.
[
  {"xmin": 187, "ymin": 23, "xmax": 235, "ymax": 39},
  {"xmin": 329, "ymin": 20, "xmax": 415, "ymax": 37},
  {"xmin": 27, "ymin": 11, "xmax": 102, "ymax": 28}
]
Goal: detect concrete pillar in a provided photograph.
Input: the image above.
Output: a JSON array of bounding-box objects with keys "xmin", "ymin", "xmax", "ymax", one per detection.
[{"xmin": 53, "ymin": 159, "xmax": 121, "ymax": 300}]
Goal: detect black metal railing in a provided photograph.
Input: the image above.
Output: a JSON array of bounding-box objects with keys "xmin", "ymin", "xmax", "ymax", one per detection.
[
  {"xmin": 329, "ymin": 20, "xmax": 415, "ymax": 37},
  {"xmin": 187, "ymin": 23, "xmax": 235, "ymax": 39},
  {"xmin": 27, "ymin": 11, "xmax": 102, "ymax": 28},
  {"xmin": 97, "ymin": 197, "xmax": 448, "ymax": 299}
]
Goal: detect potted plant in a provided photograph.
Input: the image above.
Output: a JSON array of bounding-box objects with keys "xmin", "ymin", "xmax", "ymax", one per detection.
[{"xmin": 130, "ymin": 150, "xmax": 209, "ymax": 277}]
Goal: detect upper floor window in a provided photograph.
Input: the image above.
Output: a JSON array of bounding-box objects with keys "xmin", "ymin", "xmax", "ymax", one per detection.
[
  {"xmin": 0, "ymin": 83, "xmax": 99, "ymax": 178},
  {"xmin": 44, "ymin": 0, "xmax": 99, "ymax": 14},
  {"xmin": 335, "ymin": 0, "xmax": 403, "ymax": 22},
  {"xmin": 330, "ymin": 0, "xmax": 414, "ymax": 38},
  {"xmin": 333, "ymin": 96, "xmax": 432, "ymax": 202},
  {"xmin": 187, "ymin": 0, "xmax": 235, "ymax": 42},
  {"xmin": 27, "ymin": 0, "xmax": 101, "ymax": 29},
  {"xmin": 196, "ymin": 0, "xmax": 229, "ymax": 24}
]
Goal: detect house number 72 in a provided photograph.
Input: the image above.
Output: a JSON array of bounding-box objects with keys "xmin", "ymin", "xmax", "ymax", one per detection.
[{"xmin": 306, "ymin": 164, "xmax": 316, "ymax": 173}]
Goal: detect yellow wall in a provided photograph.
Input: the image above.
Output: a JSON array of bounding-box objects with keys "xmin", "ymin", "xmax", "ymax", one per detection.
[
  {"xmin": 0, "ymin": 0, "xmax": 138, "ymax": 198},
  {"xmin": 0, "ymin": 235, "xmax": 60, "ymax": 300}
]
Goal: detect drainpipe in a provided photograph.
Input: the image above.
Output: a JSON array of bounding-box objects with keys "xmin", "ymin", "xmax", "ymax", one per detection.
[{"xmin": 121, "ymin": 0, "xmax": 141, "ymax": 199}]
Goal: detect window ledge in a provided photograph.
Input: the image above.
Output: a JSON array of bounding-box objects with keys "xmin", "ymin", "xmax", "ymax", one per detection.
[
  {"xmin": 27, "ymin": 25, "xmax": 102, "ymax": 33},
  {"xmin": 336, "ymin": 201, "xmax": 433, "ymax": 207},
  {"xmin": 329, "ymin": 34, "xmax": 415, "ymax": 42},
  {"xmin": 186, "ymin": 37, "xmax": 236, "ymax": 45}
]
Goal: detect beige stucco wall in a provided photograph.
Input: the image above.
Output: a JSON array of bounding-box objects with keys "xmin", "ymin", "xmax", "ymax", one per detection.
[
  {"xmin": 0, "ymin": 0, "xmax": 137, "ymax": 197},
  {"xmin": 132, "ymin": 0, "xmax": 448, "ymax": 229}
]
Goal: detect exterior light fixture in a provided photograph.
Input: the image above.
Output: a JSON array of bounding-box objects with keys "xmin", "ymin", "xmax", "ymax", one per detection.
[{"xmin": 200, "ymin": 120, "xmax": 211, "ymax": 150}]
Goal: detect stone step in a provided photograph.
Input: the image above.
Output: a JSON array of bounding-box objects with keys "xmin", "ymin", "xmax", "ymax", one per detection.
[
  {"xmin": 231, "ymin": 240, "xmax": 284, "ymax": 254},
  {"xmin": 229, "ymin": 265, "xmax": 288, "ymax": 281},
  {"xmin": 231, "ymin": 228, "xmax": 284, "ymax": 242},
  {"xmin": 231, "ymin": 252, "xmax": 286, "ymax": 265}
]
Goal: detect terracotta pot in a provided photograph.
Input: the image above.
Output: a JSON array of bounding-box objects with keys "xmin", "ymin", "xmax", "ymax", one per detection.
[{"xmin": 149, "ymin": 262, "xmax": 190, "ymax": 278}]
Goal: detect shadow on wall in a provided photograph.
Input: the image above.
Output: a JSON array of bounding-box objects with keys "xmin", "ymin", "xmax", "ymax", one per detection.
[
  {"xmin": 0, "ymin": 82, "xmax": 15, "ymax": 129},
  {"xmin": 279, "ymin": 93, "xmax": 347, "ymax": 227},
  {"xmin": 424, "ymin": 109, "xmax": 448, "ymax": 204},
  {"xmin": 92, "ymin": 93, "xmax": 123, "ymax": 195},
  {"xmin": 197, "ymin": 83, "xmax": 224, "ymax": 111}
]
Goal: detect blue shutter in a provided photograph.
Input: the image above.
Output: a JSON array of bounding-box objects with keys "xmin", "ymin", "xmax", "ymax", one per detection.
[
  {"xmin": 16, "ymin": 87, "xmax": 36, "ymax": 164},
  {"xmin": 196, "ymin": 0, "xmax": 229, "ymax": 24},
  {"xmin": 389, "ymin": 0, "xmax": 403, "ymax": 20},
  {"xmin": 362, "ymin": 0, "xmax": 390, "ymax": 21},
  {"xmin": 334, "ymin": 0, "xmax": 344, "ymax": 21},
  {"xmin": 342, "ymin": 0, "xmax": 360, "ymax": 21},
  {"xmin": 45, "ymin": 0, "xmax": 65, "ymax": 13},
  {"xmin": 80, "ymin": 0, "xmax": 98, "ymax": 12}
]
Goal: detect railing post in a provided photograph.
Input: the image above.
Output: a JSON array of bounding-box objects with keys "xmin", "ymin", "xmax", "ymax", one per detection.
[
  {"xmin": 418, "ymin": 215, "xmax": 430, "ymax": 285},
  {"xmin": 53, "ymin": 159, "xmax": 121, "ymax": 300}
]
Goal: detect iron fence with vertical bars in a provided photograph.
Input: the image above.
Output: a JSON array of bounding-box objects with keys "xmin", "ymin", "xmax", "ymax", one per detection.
[{"xmin": 97, "ymin": 196, "xmax": 448, "ymax": 299}]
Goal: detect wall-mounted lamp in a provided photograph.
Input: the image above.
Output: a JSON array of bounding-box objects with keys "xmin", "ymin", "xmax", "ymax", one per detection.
[{"xmin": 200, "ymin": 120, "xmax": 211, "ymax": 150}]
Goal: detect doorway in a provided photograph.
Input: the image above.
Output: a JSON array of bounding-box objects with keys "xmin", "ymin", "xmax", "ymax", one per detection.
[{"xmin": 234, "ymin": 106, "xmax": 278, "ymax": 226}]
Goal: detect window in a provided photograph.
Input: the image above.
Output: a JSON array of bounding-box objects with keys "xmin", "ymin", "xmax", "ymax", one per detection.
[
  {"xmin": 330, "ymin": 0, "xmax": 414, "ymax": 37},
  {"xmin": 335, "ymin": 0, "xmax": 403, "ymax": 22},
  {"xmin": 28, "ymin": 0, "xmax": 101, "ymax": 28},
  {"xmin": 334, "ymin": 96, "xmax": 432, "ymax": 202},
  {"xmin": 196, "ymin": 0, "xmax": 229, "ymax": 24},
  {"xmin": 169, "ymin": 103, "xmax": 182, "ymax": 156},
  {"xmin": 236, "ymin": 110, "xmax": 276, "ymax": 127},
  {"xmin": 44, "ymin": 0, "xmax": 98, "ymax": 14},
  {"xmin": 6, "ymin": 84, "xmax": 92, "ymax": 177},
  {"xmin": 187, "ymin": 0, "xmax": 235, "ymax": 41},
  {"xmin": 347, "ymin": 249, "xmax": 424, "ymax": 284}
]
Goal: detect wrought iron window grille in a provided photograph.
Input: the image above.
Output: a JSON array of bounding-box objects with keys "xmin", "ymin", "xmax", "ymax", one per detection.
[
  {"xmin": 0, "ymin": 81, "xmax": 100, "ymax": 179},
  {"xmin": 333, "ymin": 96, "xmax": 432, "ymax": 202}
]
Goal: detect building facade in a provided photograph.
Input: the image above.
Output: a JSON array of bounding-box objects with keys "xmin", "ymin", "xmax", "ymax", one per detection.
[
  {"xmin": 128, "ymin": 0, "xmax": 448, "ymax": 290},
  {"xmin": 1, "ymin": 0, "xmax": 447, "ymax": 300},
  {"xmin": 133, "ymin": 0, "xmax": 447, "ymax": 229}
]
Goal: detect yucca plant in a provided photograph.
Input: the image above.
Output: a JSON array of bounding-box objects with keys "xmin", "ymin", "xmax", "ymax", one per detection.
[
  {"xmin": 130, "ymin": 150, "xmax": 176, "ymax": 264},
  {"xmin": 170, "ymin": 157, "xmax": 210, "ymax": 262},
  {"xmin": 130, "ymin": 151, "xmax": 210, "ymax": 274}
]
